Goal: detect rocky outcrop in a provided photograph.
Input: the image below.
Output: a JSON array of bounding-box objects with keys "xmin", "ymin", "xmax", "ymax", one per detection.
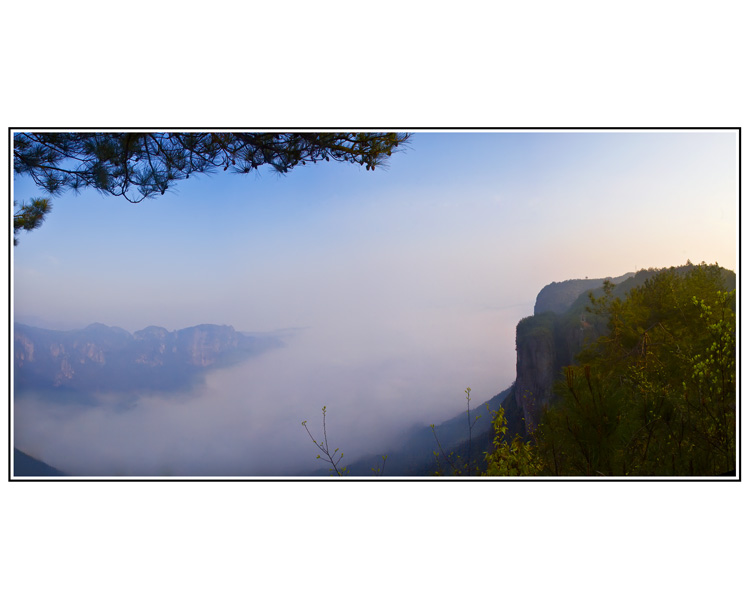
[
  {"xmin": 14, "ymin": 322, "xmax": 284, "ymax": 393},
  {"xmin": 15, "ymin": 334, "xmax": 34, "ymax": 365},
  {"xmin": 509, "ymin": 274, "xmax": 633, "ymax": 434},
  {"xmin": 514, "ymin": 320, "xmax": 557, "ymax": 432},
  {"xmin": 507, "ymin": 266, "xmax": 733, "ymax": 434},
  {"xmin": 534, "ymin": 273, "xmax": 633, "ymax": 316},
  {"xmin": 176, "ymin": 325, "xmax": 240, "ymax": 367},
  {"xmin": 133, "ymin": 326, "xmax": 170, "ymax": 366}
]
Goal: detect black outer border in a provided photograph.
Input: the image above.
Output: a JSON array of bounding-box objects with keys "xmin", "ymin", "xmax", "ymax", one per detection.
[{"xmin": 7, "ymin": 127, "xmax": 741, "ymax": 483}]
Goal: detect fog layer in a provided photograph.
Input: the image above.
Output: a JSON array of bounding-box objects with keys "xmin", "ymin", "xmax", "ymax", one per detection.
[{"xmin": 14, "ymin": 303, "xmax": 526, "ymax": 476}]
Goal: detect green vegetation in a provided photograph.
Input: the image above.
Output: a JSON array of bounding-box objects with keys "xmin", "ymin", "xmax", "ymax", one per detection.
[
  {"xmin": 483, "ymin": 406, "xmax": 543, "ymax": 476},
  {"xmin": 429, "ymin": 387, "xmax": 484, "ymax": 475},
  {"xmin": 300, "ymin": 264, "xmax": 735, "ymax": 478},
  {"xmin": 533, "ymin": 272, "xmax": 634, "ymax": 315},
  {"xmin": 428, "ymin": 263, "xmax": 736, "ymax": 478},
  {"xmin": 534, "ymin": 263, "xmax": 736, "ymax": 476},
  {"xmin": 333, "ymin": 387, "xmax": 512, "ymax": 476},
  {"xmin": 13, "ymin": 197, "xmax": 52, "ymax": 244},
  {"xmin": 13, "ymin": 131, "xmax": 411, "ymax": 244},
  {"xmin": 302, "ymin": 406, "xmax": 350, "ymax": 476},
  {"xmin": 301, "ymin": 406, "xmax": 389, "ymax": 477}
]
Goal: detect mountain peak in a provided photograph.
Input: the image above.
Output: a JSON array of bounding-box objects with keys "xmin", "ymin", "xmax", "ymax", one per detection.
[
  {"xmin": 14, "ymin": 322, "xmax": 284, "ymax": 393},
  {"xmin": 534, "ymin": 272, "xmax": 634, "ymax": 315}
]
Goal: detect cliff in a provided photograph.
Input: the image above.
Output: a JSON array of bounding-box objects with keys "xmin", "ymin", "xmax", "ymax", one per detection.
[
  {"xmin": 533, "ymin": 273, "xmax": 633, "ymax": 315},
  {"xmin": 508, "ymin": 275, "xmax": 620, "ymax": 433},
  {"xmin": 506, "ymin": 264, "xmax": 737, "ymax": 436},
  {"xmin": 511, "ymin": 310, "xmax": 597, "ymax": 432},
  {"xmin": 14, "ymin": 322, "xmax": 284, "ymax": 393}
]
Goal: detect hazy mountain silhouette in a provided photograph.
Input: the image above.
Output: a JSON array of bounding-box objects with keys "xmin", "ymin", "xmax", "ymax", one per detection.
[
  {"xmin": 14, "ymin": 322, "xmax": 285, "ymax": 393},
  {"xmin": 13, "ymin": 448, "xmax": 67, "ymax": 477}
]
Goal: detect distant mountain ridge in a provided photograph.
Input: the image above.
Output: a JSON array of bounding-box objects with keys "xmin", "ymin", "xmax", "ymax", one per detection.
[
  {"xmin": 335, "ymin": 386, "xmax": 514, "ymax": 476},
  {"xmin": 13, "ymin": 448, "xmax": 67, "ymax": 477},
  {"xmin": 14, "ymin": 322, "xmax": 284, "ymax": 393}
]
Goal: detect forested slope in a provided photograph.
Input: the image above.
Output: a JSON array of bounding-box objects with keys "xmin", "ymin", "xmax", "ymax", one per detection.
[{"xmin": 500, "ymin": 262, "xmax": 736, "ymax": 476}]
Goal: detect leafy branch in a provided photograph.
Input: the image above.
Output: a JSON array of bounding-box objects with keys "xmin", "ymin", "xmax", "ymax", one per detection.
[
  {"xmin": 302, "ymin": 406, "xmax": 348, "ymax": 476},
  {"xmin": 370, "ymin": 455, "xmax": 388, "ymax": 476},
  {"xmin": 483, "ymin": 405, "xmax": 543, "ymax": 476},
  {"xmin": 431, "ymin": 387, "xmax": 482, "ymax": 476}
]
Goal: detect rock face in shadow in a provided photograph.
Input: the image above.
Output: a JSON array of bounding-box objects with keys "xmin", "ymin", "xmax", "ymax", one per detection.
[
  {"xmin": 514, "ymin": 320, "xmax": 557, "ymax": 432},
  {"xmin": 506, "ymin": 264, "xmax": 736, "ymax": 436},
  {"xmin": 14, "ymin": 322, "xmax": 284, "ymax": 393},
  {"xmin": 510, "ymin": 275, "xmax": 628, "ymax": 434},
  {"xmin": 533, "ymin": 273, "xmax": 634, "ymax": 316}
]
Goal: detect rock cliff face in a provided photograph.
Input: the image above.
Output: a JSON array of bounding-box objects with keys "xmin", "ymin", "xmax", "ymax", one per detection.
[
  {"xmin": 176, "ymin": 325, "xmax": 241, "ymax": 367},
  {"xmin": 533, "ymin": 273, "xmax": 633, "ymax": 315},
  {"xmin": 507, "ymin": 265, "xmax": 735, "ymax": 434},
  {"xmin": 514, "ymin": 322, "xmax": 557, "ymax": 432},
  {"xmin": 509, "ymin": 275, "xmax": 628, "ymax": 433},
  {"xmin": 14, "ymin": 322, "xmax": 283, "ymax": 393}
]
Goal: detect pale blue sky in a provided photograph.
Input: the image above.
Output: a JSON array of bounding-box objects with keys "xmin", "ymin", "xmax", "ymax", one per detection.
[
  {"xmin": 13, "ymin": 130, "xmax": 737, "ymax": 334},
  {"xmin": 12, "ymin": 130, "xmax": 739, "ymax": 473}
]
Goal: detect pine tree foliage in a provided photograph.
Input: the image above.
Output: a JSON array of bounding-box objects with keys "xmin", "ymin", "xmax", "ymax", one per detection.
[
  {"xmin": 13, "ymin": 131, "xmax": 411, "ymax": 242},
  {"xmin": 13, "ymin": 198, "xmax": 52, "ymax": 245}
]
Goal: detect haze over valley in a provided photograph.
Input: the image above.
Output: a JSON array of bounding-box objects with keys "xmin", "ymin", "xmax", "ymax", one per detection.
[{"xmin": 12, "ymin": 130, "xmax": 738, "ymax": 477}]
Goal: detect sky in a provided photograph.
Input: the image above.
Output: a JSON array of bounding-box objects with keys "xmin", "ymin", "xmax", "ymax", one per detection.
[{"xmin": 11, "ymin": 129, "xmax": 739, "ymax": 476}]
